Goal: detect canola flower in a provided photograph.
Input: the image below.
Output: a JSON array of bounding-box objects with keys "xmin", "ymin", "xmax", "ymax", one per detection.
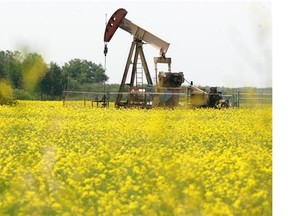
[{"xmin": 0, "ymin": 101, "xmax": 272, "ymax": 215}]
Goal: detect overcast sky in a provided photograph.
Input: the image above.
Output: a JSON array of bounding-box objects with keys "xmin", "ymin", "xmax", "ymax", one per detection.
[{"xmin": 0, "ymin": 0, "xmax": 272, "ymax": 87}]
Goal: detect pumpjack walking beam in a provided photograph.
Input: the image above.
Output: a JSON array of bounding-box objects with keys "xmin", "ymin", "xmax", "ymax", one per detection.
[{"xmin": 104, "ymin": 8, "xmax": 170, "ymax": 57}]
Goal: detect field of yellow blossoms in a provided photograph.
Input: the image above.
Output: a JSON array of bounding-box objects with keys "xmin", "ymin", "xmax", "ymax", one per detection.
[{"xmin": 0, "ymin": 101, "xmax": 272, "ymax": 215}]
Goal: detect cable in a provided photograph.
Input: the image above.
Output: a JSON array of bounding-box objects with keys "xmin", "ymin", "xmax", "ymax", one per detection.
[
  {"xmin": 103, "ymin": 13, "xmax": 108, "ymax": 93},
  {"xmin": 184, "ymin": 77, "xmax": 192, "ymax": 85}
]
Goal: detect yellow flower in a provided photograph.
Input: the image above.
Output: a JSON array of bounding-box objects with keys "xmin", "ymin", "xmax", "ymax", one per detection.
[{"xmin": 0, "ymin": 101, "xmax": 272, "ymax": 215}]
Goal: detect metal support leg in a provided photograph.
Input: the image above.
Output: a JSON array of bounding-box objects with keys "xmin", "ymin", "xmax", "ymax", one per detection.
[{"xmin": 115, "ymin": 41, "xmax": 136, "ymax": 107}]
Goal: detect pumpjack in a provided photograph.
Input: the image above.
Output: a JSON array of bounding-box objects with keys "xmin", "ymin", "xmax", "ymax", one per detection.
[
  {"xmin": 104, "ymin": 8, "xmax": 184, "ymax": 108},
  {"xmin": 104, "ymin": 8, "xmax": 229, "ymax": 109}
]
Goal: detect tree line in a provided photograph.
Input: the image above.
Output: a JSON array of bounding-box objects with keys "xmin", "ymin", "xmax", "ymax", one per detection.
[{"xmin": 0, "ymin": 49, "xmax": 108, "ymax": 104}]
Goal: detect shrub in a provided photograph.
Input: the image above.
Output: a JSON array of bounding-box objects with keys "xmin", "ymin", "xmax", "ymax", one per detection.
[
  {"xmin": 13, "ymin": 88, "xmax": 36, "ymax": 100},
  {"xmin": 0, "ymin": 79, "xmax": 16, "ymax": 105}
]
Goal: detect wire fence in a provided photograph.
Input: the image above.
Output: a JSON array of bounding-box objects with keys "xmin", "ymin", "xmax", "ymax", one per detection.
[
  {"xmin": 62, "ymin": 88, "xmax": 272, "ymax": 108},
  {"xmin": 229, "ymin": 91, "xmax": 272, "ymax": 108}
]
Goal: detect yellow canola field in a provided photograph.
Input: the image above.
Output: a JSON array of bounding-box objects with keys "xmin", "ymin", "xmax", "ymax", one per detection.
[{"xmin": 0, "ymin": 101, "xmax": 272, "ymax": 215}]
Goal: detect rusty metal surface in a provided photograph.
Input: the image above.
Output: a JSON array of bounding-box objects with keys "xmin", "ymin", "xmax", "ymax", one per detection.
[{"xmin": 104, "ymin": 8, "xmax": 127, "ymax": 42}]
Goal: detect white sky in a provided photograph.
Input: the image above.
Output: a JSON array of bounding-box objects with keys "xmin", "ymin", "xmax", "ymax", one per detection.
[{"xmin": 0, "ymin": 0, "xmax": 271, "ymax": 87}]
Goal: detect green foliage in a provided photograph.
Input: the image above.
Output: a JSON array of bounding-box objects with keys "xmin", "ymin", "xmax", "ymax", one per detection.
[
  {"xmin": 40, "ymin": 62, "xmax": 63, "ymax": 98},
  {"xmin": 0, "ymin": 50, "xmax": 23, "ymax": 88},
  {"xmin": 0, "ymin": 49, "xmax": 109, "ymax": 100},
  {"xmin": 62, "ymin": 59, "xmax": 108, "ymax": 89},
  {"xmin": 13, "ymin": 89, "xmax": 36, "ymax": 100}
]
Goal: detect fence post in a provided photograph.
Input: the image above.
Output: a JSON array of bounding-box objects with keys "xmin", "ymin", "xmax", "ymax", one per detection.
[
  {"xmin": 237, "ymin": 91, "xmax": 240, "ymax": 108},
  {"xmin": 62, "ymin": 91, "xmax": 66, "ymax": 107},
  {"xmin": 261, "ymin": 91, "xmax": 263, "ymax": 106}
]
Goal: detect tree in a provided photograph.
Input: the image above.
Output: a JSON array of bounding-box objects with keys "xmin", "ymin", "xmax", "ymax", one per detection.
[
  {"xmin": 1, "ymin": 49, "xmax": 110, "ymax": 99},
  {"xmin": 62, "ymin": 59, "xmax": 108, "ymax": 90},
  {"xmin": 0, "ymin": 51, "xmax": 6, "ymax": 79},
  {"xmin": 39, "ymin": 62, "xmax": 63, "ymax": 99},
  {"xmin": 0, "ymin": 50, "xmax": 23, "ymax": 88}
]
